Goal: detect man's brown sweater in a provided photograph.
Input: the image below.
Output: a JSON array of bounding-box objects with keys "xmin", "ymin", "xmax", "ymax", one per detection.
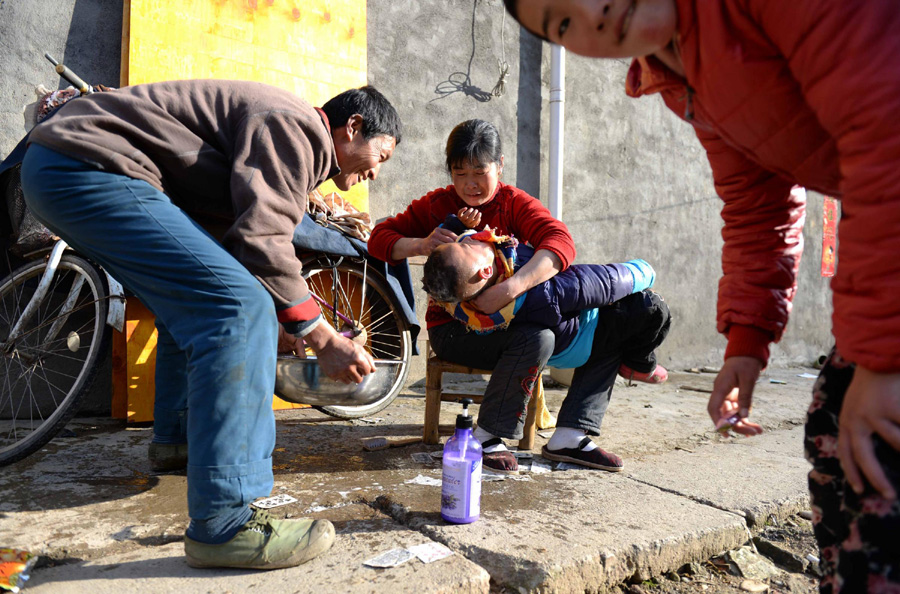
[{"xmin": 28, "ymin": 79, "xmax": 339, "ymax": 327}]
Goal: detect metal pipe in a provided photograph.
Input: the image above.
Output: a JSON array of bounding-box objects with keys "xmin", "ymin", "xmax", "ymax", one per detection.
[
  {"xmin": 548, "ymin": 44, "xmax": 566, "ymax": 221},
  {"xmin": 44, "ymin": 53, "xmax": 91, "ymax": 94}
]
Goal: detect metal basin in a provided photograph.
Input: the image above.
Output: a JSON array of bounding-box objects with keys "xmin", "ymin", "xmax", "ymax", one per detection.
[{"xmin": 274, "ymin": 356, "xmax": 404, "ymax": 406}]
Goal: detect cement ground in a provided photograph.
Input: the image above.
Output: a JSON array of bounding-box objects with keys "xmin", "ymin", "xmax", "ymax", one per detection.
[{"xmin": 1, "ymin": 367, "xmax": 823, "ymax": 593}]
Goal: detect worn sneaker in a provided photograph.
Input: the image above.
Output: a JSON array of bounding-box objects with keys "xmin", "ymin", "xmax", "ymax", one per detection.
[
  {"xmin": 148, "ymin": 442, "xmax": 188, "ymax": 472},
  {"xmin": 184, "ymin": 509, "xmax": 335, "ymax": 570},
  {"xmin": 618, "ymin": 363, "xmax": 668, "ymax": 385},
  {"xmin": 541, "ymin": 437, "xmax": 624, "ymax": 472},
  {"xmin": 481, "ymin": 438, "xmax": 519, "ymax": 475}
]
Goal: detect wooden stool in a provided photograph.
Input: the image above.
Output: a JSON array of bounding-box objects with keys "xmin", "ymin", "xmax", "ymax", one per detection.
[{"xmin": 423, "ymin": 355, "xmax": 541, "ymax": 450}]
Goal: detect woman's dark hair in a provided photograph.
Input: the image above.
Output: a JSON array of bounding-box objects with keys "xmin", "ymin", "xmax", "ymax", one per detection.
[
  {"xmin": 321, "ymin": 85, "xmax": 403, "ymax": 145},
  {"xmin": 422, "ymin": 246, "xmax": 465, "ymax": 302},
  {"xmin": 445, "ymin": 119, "xmax": 502, "ymax": 172}
]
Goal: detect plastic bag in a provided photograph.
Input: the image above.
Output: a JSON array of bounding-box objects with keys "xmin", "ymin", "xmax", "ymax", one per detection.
[{"xmin": 0, "ymin": 548, "xmax": 38, "ymax": 593}]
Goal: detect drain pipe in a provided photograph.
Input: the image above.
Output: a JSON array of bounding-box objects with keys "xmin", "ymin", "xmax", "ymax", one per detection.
[{"xmin": 548, "ymin": 44, "xmax": 565, "ymax": 220}]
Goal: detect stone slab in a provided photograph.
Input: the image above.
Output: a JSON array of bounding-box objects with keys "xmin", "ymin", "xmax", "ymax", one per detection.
[
  {"xmin": 25, "ymin": 503, "xmax": 490, "ymax": 594},
  {"xmin": 628, "ymin": 426, "xmax": 811, "ymax": 527},
  {"xmin": 375, "ymin": 469, "xmax": 748, "ymax": 592}
]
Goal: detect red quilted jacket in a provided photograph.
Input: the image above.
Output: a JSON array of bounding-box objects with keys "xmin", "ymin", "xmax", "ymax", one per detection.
[{"xmin": 626, "ymin": 0, "xmax": 900, "ymax": 372}]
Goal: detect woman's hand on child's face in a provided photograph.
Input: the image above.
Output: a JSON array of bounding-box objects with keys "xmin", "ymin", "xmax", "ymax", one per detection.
[
  {"xmin": 420, "ymin": 227, "xmax": 458, "ymax": 255},
  {"xmin": 457, "ymin": 207, "xmax": 482, "ymax": 229},
  {"xmin": 838, "ymin": 367, "xmax": 900, "ymax": 500}
]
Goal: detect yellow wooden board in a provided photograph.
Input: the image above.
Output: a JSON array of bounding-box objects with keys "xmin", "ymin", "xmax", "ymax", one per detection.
[{"xmin": 123, "ymin": 0, "xmax": 368, "ymax": 210}]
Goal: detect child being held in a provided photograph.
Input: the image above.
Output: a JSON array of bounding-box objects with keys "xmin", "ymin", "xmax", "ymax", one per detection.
[{"xmin": 421, "ymin": 214, "xmax": 671, "ymax": 472}]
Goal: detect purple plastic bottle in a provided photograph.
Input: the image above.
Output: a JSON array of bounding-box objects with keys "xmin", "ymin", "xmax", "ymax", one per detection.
[{"xmin": 440, "ymin": 398, "xmax": 482, "ymax": 524}]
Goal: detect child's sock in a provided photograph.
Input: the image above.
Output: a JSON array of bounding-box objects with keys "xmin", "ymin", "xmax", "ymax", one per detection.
[
  {"xmin": 185, "ymin": 505, "xmax": 253, "ymax": 544},
  {"xmin": 548, "ymin": 427, "xmax": 598, "ymax": 451},
  {"xmin": 474, "ymin": 426, "xmax": 507, "ymax": 453}
]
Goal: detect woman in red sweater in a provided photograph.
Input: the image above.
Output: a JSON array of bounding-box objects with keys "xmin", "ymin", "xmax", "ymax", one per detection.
[
  {"xmin": 502, "ymin": 0, "xmax": 900, "ymax": 591},
  {"xmin": 370, "ymin": 119, "xmax": 585, "ymax": 474}
]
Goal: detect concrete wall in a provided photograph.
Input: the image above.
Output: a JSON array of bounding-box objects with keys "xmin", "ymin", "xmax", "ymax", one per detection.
[
  {"xmin": 0, "ymin": 0, "xmax": 834, "ymax": 382},
  {"xmin": 0, "ymin": 0, "xmax": 122, "ymax": 155}
]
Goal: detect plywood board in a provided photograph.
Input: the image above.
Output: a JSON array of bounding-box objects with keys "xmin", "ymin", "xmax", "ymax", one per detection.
[{"xmin": 124, "ymin": 0, "xmax": 368, "ymax": 209}]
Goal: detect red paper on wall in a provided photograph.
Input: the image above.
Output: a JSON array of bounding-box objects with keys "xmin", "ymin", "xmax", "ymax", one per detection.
[{"xmin": 821, "ymin": 197, "xmax": 838, "ymax": 277}]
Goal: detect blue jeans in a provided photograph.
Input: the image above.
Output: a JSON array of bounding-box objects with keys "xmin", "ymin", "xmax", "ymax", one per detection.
[{"xmin": 21, "ymin": 144, "xmax": 277, "ymax": 520}]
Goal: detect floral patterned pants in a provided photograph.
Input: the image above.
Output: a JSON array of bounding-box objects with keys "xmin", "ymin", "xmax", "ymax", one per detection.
[{"xmin": 805, "ymin": 348, "xmax": 900, "ymax": 593}]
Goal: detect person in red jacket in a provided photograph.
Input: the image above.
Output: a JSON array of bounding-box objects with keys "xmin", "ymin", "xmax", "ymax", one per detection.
[{"xmin": 502, "ymin": 0, "xmax": 900, "ymax": 591}]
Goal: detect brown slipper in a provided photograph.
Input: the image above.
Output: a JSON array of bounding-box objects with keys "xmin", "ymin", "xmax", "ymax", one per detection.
[
  {"xmin": 541, "ymin": 437, "xmax": 624, "ymax": 472},
  {"xmin": 481, "ymin": 438, "xmax": 519, "ymax": 475}
]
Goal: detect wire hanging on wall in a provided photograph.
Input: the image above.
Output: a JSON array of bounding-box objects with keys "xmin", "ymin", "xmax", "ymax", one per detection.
[
  {"xmin": 432, "ymin": 0, "xmax": 511, "ymax": 102},
  {"xmin": 491, "ymin": 2, "xmax": 510, "ymax": 98}
]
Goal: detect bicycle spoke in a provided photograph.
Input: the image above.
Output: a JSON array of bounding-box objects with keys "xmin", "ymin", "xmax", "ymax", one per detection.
[
  {"xmin": 33, "ymin": 358, "xmax": 66, "ymax": 410},
  {"xmin": 332, "ymin": 273, "xmax": 355, "ymax": 321},
  {"xmin": 368, "ymin": 335, "xmax": 403, "ymax": 347},
  {"xmin": 1, "ymin": 359, "xmax": 30, "ymax": 440},
  {"xmin": 362, "ymin": 309, "xmax": 398, "ymax": 333},
  {"xmin": 7, "ymin": 268, "xmax": 32, "ymax": 332},
  {"xmin": 21, "ymin": 335, "xmax": 95, "ymax": 364}
]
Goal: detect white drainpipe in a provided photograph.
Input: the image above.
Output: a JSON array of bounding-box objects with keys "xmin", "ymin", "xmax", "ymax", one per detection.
[{"xmin": 548, "ymin": 44, "xmax": 565, "ymax": 221}]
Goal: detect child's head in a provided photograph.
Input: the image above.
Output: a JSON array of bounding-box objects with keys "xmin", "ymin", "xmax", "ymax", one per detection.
[
  {"xmin": 422, "ymin": 236, "xmax": 497, "ymax": 302},
  {"xmin": 502, "ymin": 0, "xmax": 676, "ymax": 59}
]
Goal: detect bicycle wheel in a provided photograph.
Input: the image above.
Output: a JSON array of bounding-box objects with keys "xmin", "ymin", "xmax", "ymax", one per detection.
[
  {"xmin": 301, "ymin": 257, "xmax": 411, "ymax": 419},
  {"xmin": 0, "ymin": 254, "xmax": 109, "ymax": 466}
]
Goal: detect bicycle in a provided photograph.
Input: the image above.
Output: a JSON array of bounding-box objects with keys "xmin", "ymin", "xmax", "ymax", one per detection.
[{"xmin": 0, "ymin": 57, "xmax": 415, "ymax": 466}]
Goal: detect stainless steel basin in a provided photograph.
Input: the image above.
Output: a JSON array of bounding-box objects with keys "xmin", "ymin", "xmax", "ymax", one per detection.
[{"xmin": 274, "ymin": 356, "xmax": 404, "ymax": 406}]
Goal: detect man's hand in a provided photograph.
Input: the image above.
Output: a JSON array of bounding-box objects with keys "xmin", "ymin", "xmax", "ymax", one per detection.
[
  {"xmin": 277, "ymin": 325, "xmax": 307, "ymax": 356},
  {"xmin": 707, "ymin": 356, "xmax": 764, "ymax": 436},
  {"xmin": 418, "ymin": 227, "xmax": 458, "ymax": 255},
  {"xmin": 457, "ymin": 207, "xmax": 482, "ymax": 229},
  {"xmin": 302, "ymin": 322, "xmax": 375, "ymax": 384},
  {"xmin": 838, "ymin": 367, "xmax": 900, "ymax": 500},
  {"xmin": 469, "ymin": 280, "xmax": 516, "ymax": 314}
]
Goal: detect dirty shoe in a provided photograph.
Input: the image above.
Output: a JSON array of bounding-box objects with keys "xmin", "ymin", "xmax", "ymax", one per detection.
[
  {"xmin": 148, "ymin": 442, "xmax": 188, "ymax": 472},
  {"xmin": 184, "ymin": 509, "xmax": 335, "ymax": 570}
]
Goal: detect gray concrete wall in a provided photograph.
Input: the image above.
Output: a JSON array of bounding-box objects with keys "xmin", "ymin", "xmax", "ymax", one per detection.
[
  {"xmin": 0, "ymin": 0, "xmax": 122, "ymax": 156},
  {"xmin": 0, "ymin": 0, "xmax": 833, "ymax": 384}
]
